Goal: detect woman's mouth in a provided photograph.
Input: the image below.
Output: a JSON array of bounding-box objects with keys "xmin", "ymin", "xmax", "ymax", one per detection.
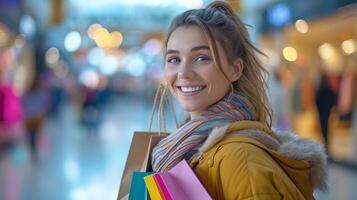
[{"xmin": 176, "ymin": 85, "xmax": 206, "ymax": 96}]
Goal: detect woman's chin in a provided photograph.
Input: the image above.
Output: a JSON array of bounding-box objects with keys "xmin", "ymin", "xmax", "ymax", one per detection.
[
  {"xmin": 181, "ymin": 105, "xmax": 203, "ymax": 114},
  {"xmin": 178, "ymin": 100, "xmax": 208, "ymax": 113}
]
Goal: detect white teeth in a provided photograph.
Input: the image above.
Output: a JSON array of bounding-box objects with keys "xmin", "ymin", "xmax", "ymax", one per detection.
[{"xmin": 180, "ymin": 86, "xmax": 203, "ymax": 93}]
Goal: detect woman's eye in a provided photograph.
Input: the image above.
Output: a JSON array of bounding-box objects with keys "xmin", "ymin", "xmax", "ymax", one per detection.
[
  {"xmin": 167, "ymin": 57, "xmax": 180, "ymax": 64},
  {"xmin": 195, "ymin": 55, "xmax": 210, "ymax": 62}
]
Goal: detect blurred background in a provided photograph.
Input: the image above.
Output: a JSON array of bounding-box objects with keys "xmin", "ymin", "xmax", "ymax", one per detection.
[{"xmin": 0, "ymin": 0, "xmax": 357, "ymax": 199}]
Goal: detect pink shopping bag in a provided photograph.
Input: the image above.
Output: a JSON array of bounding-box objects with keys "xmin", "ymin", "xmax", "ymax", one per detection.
[{"xmin": 145, "ymin": 160, "xmax": 212, "ymax": 200}]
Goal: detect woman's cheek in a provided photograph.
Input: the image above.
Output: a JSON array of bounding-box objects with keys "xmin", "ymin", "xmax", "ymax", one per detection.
[{"xmin": 165, "ymin": 68, "xmax": 176, "ymax": 81}]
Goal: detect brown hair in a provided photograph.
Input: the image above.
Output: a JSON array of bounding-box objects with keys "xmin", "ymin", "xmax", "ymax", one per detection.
[{"xmin": 163, "ymin": 1, "xmax": 273, "ymax": 127}]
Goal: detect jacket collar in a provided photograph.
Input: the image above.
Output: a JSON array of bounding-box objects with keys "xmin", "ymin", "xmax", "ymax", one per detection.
[{"xmin": 197, "ymin": 121, "xmax": 328, "ymax": 192}]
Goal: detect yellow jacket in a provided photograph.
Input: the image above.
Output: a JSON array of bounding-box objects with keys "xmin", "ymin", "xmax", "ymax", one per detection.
[{"xmin": 190, "ymin": 121, "xmax": 328, "ymax": 200}]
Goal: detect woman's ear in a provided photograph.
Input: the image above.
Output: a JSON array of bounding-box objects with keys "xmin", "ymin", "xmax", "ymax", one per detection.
[{"xmin": 229, "ymin": 58, "xmax": 243, "ymax": 82}]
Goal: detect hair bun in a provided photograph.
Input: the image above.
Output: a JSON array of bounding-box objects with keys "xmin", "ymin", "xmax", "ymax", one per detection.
[{"xmin": 207, "ymin": 1, "xmax": 235, "ymax": 17}]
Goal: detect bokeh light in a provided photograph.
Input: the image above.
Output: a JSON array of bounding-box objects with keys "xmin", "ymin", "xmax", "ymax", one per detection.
[
  {"xmin": 19, "ymin": 15, "xmax": 36, "ymax": 38},
  {"xmin": 88, "ymin": 24, "xmax": 102, "ymax": 39},
  {"xmin": 144, "ymin": 39, "xmax": 162, "ymax": 56},
  {"xmin": 64, "ymin": 31, "xmax": 82, "ymax": 52},
  {"xmin": 282, "ymin": 46, "xmax": 298, "ymax": 62},
  {"xmin": 341, "ymin": 39, "xmax": 356, "ymax": 55},
  {"xmin": 318, "ymin": 43, "xmax": 334, "ymax": 60},
  {"xmin": 45, "ymin": 47, "xmax": 60, "ymax": 66},
  {"xmin": 79, "ymin": 70, "xmax": 100, "ymax": 88},
  {"xmin": 99, "ymin": 55, "xmax": 118, "ymax": 75},
  {"xmin": 124, "ymin": 54, "xmax": 146, "ymax": 76},
  {"xmin": 91, "ymin": 27, "xmax": 123, "ymax": 49},
  {"xmin": 295, "ymin": 19, "xmax": 309, "ymax": 34},
  {"xmin": 110, "ymin": 31, "xmax": 123, "ymax": 48}
]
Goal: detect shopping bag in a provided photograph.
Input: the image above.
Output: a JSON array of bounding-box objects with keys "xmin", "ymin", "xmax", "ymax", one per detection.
[
  {"xmin": 144, "ymin": 173, "xmax": 164, "ymax": 200},
  {"xmin": 153, "ymin": 174, "xmax": 172, "ymax": 200},
  {"xmin": 144, "ymin": 173, "xmax": 174, "ymax": 200},
  {"xmin": 117, "ymin": 131, "xmax": 168, "ymax": 200},
  {"xmin": 119, "ymin": 83, "xmax": 178, "ymax": 200},
  {"xmin": 144, "ymin": 160, "xmax": 212, "ymax": 200},
  {"xmin": 128, "ymin": 172, "xmax": 155, "ymax": 200}
]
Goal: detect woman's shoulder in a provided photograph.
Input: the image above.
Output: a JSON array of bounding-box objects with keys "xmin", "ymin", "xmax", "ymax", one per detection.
[
  {"xmin": 195, "ymin": 127, "xmax": 284, "ymax": 178},
  {"xmin": 204, "ymin": 134, "xmax": 280, "ymax": 168}
]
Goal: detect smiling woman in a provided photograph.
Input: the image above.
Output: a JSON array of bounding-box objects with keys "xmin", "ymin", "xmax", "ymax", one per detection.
[
  {"xmin": 164, "ymin": 25, "xmax": 241, "ymax": 117},
  {"xmin": 150, "ymin": 1, "xmax": 327, "ymax": 200}
]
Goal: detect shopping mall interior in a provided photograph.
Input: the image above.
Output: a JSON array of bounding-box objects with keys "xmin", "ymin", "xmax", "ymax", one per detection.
[{"xmin": 1, "ymin": 0, "xmax": 357, "ymax": 199}]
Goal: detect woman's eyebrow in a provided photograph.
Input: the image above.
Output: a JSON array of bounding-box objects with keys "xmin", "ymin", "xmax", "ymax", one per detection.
[
  {"xmin": 191, "ymin": 45, "xmax": 209, "ymax": 52},
  {"xmin": 165, "ymin": 45, "xmax": 210, "ymax": 56},
  {"xmin": 165, "ymin": 50, "xmax": 179, "ymax": 56}
]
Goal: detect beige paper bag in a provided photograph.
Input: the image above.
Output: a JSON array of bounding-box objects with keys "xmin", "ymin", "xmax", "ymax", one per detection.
[{"xmin": 117, "ymin": 131, "xmax": 168, "ymax": 200}]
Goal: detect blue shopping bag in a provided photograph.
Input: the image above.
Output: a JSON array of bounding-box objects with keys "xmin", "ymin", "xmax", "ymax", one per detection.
[{"xmin": 129, "ymin": 172, "xmax": 155, "ymax": 200}]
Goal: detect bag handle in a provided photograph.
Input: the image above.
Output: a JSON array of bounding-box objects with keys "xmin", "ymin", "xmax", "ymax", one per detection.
[{"xmin": 148, "ymin": 84, "xmax": 179, "ymax": 135}]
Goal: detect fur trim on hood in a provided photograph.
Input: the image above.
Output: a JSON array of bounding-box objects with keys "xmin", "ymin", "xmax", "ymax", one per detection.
[{"xmin": 197, "ymin": 125, "xmax": 328, "ymax": 191}]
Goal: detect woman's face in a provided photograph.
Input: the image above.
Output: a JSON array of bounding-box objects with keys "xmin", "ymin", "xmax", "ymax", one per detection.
[{"xmin": 164, "ymin": 25, "xmax": 238, "ymax": 118}]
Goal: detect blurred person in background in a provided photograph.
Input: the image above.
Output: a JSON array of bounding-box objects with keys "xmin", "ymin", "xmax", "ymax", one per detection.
[
  {"xmin": 150, "ymin": 1, "xmax": 327, "ymax": 199},
  {"xmin": 315, "ymin": 72, "xmax": 339, "ymax": 156},
  {"xmin": 22, "ymin": 75, "xmax": 50, "ymax": 157},
  {"xmin": 80, "ymin": 86, "xmax": 101, "ymax": 135},
  {"xmin": 42, "ymin": 69, "xmax": 65, "ymax": 117},
  {"xmin": 338, "ymin": 65, "xmax": 356, "ymax": 124},
  {"xmin": 0, "ymin": 47, "xmax": 24, "ymax": 149}
]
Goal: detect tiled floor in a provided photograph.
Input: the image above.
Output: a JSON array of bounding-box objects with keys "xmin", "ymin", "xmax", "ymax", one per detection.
[{"xmin": 0, "ymin": 94, "xmax": 356, "ymax": 200}]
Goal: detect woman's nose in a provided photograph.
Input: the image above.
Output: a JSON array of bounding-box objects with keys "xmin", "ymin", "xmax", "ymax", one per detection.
[{"xmin": 177, "ymin": 62, "xmax": 195, "ymax": 79}]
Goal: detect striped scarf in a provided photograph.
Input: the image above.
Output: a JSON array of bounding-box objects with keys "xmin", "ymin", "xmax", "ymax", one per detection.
[{"xmin": 151, "ymin": 93, "xmax": 255, "ymax": 172}]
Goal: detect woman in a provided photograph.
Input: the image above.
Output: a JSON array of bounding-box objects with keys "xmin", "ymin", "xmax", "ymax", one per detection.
[{"xmin": 151, "ymin": 1, "xmax": 327, "ymax": 200}]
